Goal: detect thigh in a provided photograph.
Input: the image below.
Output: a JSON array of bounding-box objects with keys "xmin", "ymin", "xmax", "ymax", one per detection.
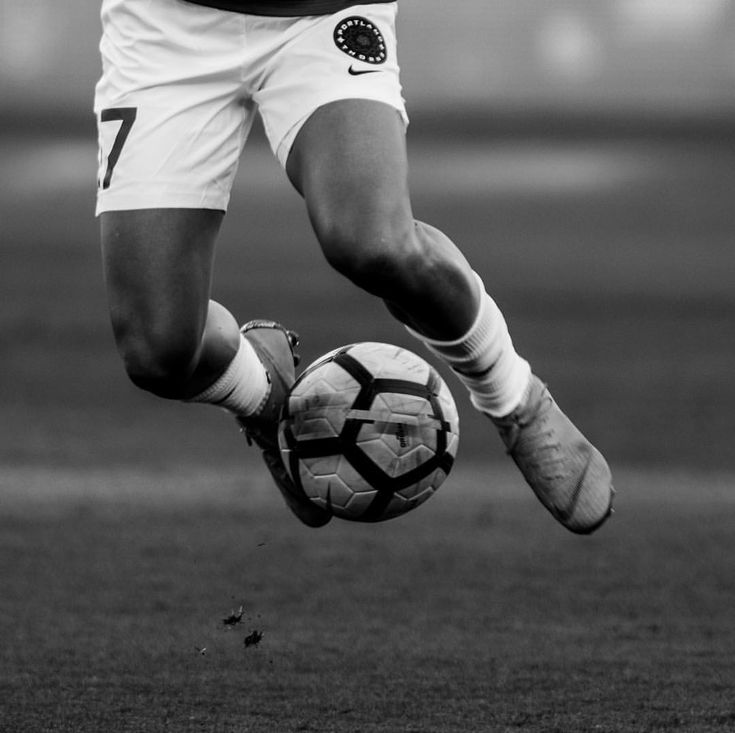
[
  {"xmin": 286, "ymin": 99, "xmax": 478, "ymax": 339},
  {"xmin": 286, "ymin": 98, "xmax": 411, "ymax": 227},
  {"xmin": 100, "ymin": 208, "xmax": 223, "ymax": 348},
  {"xmin": 286, "ymin": 99, "xmax": 408, "ymax": 207}
]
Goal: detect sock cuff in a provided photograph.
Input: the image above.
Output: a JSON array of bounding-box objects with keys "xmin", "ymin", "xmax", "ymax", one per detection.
[
  {"xmin": 188, "ymin": 334, "xmax": 269, "ymax": 417},
  {"xmin": 404, "ymin": 270, "xmax": 531, "ymax": 416},
  {"xmin": 189, "ymin": 335, "xmax": 247, "ymax": 405},
  {"xmin": 405, "ymin": 271, "xmax": 486, "ymax": 348},
  {"xmin": 407, "ymin": 272, "xmax": 507, "ymax": 372}
]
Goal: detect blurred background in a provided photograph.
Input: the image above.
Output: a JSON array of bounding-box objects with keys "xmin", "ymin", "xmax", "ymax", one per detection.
[
  {"xmin": 0, "ymin": 0, "xmax": 735, "ymax": 120},
  {"xmin": 3, "ymin": 0, "xmax": 735, "ymax": 123},
  {"xmin": 2, "ymin": 0, "xmax": 735, "ymax": 478}
]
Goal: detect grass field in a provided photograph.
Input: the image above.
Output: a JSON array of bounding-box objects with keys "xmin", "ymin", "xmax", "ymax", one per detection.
[
  {"xmin": 2, "ymin": 125, "xmax": 735, "ymax": 731},
  {"xmin": 2, "ymin": 465, "xmax": 735, "ymax": 732}
]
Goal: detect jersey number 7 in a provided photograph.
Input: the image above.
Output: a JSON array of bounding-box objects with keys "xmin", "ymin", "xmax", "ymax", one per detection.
[{"xmin": 98, "ymin": 107, "xmax": 137, "ymax": 190}]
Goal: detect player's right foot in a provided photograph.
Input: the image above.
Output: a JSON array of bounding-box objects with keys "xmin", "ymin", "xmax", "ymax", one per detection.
[
  {"xmin": 237, "ymin": 320, "xmax": 331, "ymax": 528},
  {"xmin": 490, "ymin": 375, "xmax": 614, "ymax": 534}
]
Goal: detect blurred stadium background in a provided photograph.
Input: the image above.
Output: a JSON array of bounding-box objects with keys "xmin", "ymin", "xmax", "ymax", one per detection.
[
  {"xmin": 3, "ymin": 0, "xmax": 735, "ymax": 124},
  {"xmin": 3, "ymin": 3, "xmax": 735, "ymax": 731}
]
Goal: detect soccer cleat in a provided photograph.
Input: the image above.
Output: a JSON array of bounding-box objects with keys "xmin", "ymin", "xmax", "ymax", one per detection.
[
  {"xmin": 490, "ymin": 375, "xmax": 614, "ymax": 534},
  {"xmin": 237, "ymin": 320, "xmax": 331, "ymax": 528}
]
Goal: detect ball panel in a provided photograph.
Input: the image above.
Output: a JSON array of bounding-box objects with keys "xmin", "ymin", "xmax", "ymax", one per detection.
[
  {"xmin": 286, "ymin": 368, "xmax": 362, "ymax": 438},
  {"xmin": 377, "ymin": 485, "xmax": 438, "ymax": 521},
  {"xmin": 346, "ymin": 342, "xmax": 432, "ymax": 383},
  {"xmin": 343, "ymin": 488, "xmax": 380, "ymax": 517},
  {"xmin": 298, "ymin": 456, "xmax": 364, "ymax": 507},
  {"xmin": 445, "ymin": 431, "xmax": 460, "ymax": 459},
  {"xmin": 398, "ymin": 468, "xmax": 450, "ymax": 502},
  {"xmin": 297, "ymin": 454, "xmax": 341, "ymax": 499},
  {"xmin": 356, "ymin": 437, "xmax": 436, "ymax": 478}
]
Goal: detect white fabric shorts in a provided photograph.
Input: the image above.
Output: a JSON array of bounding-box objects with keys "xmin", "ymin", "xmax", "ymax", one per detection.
[{"xmin": 94, "ymin": 0, "xmax": 407, "ymax": 214}]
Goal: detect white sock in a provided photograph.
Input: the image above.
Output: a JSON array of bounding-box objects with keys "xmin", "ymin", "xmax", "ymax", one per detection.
[
  {"xmin": 407, "ymin": 272, "xmax": 531, "ymax": 417},
  {"xmin": 188, "ymin": 334, "xmax": 270, "ymax": 417}
]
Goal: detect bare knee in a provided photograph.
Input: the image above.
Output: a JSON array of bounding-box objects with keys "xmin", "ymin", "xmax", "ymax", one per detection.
[
  {"xmin": 315, "ymin": 208, "xmax": 425, "ymax": 297},
  {"xmin": 112, "ymin": 313, "xmax": 201, "ymax": 399}
]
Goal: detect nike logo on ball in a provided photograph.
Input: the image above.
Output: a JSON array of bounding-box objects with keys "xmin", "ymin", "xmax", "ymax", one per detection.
[{"xmin": 348, "ymin": 66, "xmax": 382, "ymax": 76}]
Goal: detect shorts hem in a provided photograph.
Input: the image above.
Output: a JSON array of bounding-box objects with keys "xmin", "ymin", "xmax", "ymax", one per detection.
[
  {"xmin": 95, "ymin": 192, "xmax": 230, "ymax": 216},
  {"xmin": 273, "ymin": 92, "xmax": 408, "ymax": 167}
]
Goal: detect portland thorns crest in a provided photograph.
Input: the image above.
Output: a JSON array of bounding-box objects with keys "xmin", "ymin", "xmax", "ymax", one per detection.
[{"xmin": 333, "ymin": 16, "xmax": 387, "ymax": 64}]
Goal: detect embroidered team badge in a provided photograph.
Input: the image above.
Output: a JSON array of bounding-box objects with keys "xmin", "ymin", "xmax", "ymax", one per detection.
[{"xmin": 333, "ymin": 16, "xmax": 387, "ymax": 65}]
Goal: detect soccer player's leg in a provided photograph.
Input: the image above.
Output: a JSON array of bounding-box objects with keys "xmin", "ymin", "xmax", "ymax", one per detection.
[
  {"xmin": 100, "ymin": 208, "xmax": 235, "ymax": 399},
  {"xmin": 287, "ymin": 99, "xmax": 613, "ymax": 534},
  {"xmin": 100, "ymin": 208, "xmax": 330, "ymax": 527},
  {"xmin": 95, "ymin": 0, "xmax": 330, "ymax": 526}
]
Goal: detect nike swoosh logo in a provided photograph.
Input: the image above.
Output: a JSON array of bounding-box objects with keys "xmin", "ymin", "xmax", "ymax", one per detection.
[{"xmin": 348, "ymin": 66, "xmax": 382, "ymax": 76}]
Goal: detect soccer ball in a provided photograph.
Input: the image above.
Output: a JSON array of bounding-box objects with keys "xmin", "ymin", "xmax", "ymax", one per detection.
[{"xmin": 278, "ymin": 342, "xmax": 460, "ymax": 522}]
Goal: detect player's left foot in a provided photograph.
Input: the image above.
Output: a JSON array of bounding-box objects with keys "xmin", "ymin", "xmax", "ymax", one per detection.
[
  {"xmin": 237, "ymin": 320, "xmax": 331, "ymax": 528},
  {"xmin": 490, "ymin": 375, "xmax": 614, "ymax": 534}
]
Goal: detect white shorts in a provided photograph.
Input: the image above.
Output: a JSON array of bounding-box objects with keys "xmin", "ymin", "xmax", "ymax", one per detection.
[{"xmin": 94, "ymin": 0, "xmax": 407, "ymax": 214}]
